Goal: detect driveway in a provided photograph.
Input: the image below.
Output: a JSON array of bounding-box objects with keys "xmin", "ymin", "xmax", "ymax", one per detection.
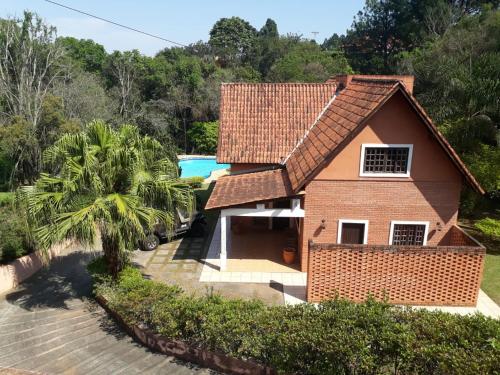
[{"xmin": 0, "ymin": 247, "xmax": 213, "ymax": 375}]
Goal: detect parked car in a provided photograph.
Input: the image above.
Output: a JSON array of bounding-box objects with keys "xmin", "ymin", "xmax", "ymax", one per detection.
[{"xmin": 140, "ymin": 208, "xmax": 206, "ymax": 251}]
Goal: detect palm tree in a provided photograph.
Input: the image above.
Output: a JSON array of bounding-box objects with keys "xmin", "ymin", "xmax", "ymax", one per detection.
[{"xmin": 20, "ymin": 120, "xmax": 193, "ymax": 276}]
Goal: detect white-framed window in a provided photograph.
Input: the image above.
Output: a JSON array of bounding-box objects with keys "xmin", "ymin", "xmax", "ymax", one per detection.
[
  {"xmin": 337, "ymin": 219, "xmax": 369, "ymax": 245},
  {"xmin": 359, "ymin": 144, "xmax": 413, "ymax": 177},
  {"xmin": 389, "ymin": 221, "xmax": 429, "ymax": 246}
]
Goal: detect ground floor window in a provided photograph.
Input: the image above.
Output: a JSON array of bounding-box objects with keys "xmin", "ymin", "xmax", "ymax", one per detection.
[
  {"xmin": 337, "ymin": 220, "xmax": 368, "ymax": 244},
  {"xmin": 389, "ymin": 221, "xmax": 429, "ymax": 246}
]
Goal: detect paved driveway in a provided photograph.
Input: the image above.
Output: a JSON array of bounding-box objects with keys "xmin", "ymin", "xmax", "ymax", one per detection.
[{"xmin": 0, "ymin": 248, "xmax": 213, "ymax": 375}]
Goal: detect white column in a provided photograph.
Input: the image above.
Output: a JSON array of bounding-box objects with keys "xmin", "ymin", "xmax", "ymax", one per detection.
[
  {"xmin": 268, "ymin": 202, "xmax": 273, "ymax": 230},
  {"xmin": 290, "ymin": 199, "xmax": 300, "ymax": 228},
  {"xmin": 220, "ymin": 213, "xmax": 227, "ymax": 271}
]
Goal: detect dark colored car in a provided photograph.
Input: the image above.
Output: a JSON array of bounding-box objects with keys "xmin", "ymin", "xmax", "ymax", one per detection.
[{"xmin": 140, "ymin": 208, "xmax": 206, "ymax": 251}]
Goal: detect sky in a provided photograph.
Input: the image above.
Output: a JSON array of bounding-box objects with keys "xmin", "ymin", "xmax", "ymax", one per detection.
[{"xmin": 1, "ymin": 0, "xmax": 365, "ymax": 56}]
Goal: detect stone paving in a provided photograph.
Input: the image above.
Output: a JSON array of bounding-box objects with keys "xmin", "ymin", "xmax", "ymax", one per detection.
[
  {"xmin": 134, "ymin": 235, "xmax": 285, "ymax": 305},
  {"xmin": 0, "ymin": 246, "xmax": 214, "ymax": 375}
]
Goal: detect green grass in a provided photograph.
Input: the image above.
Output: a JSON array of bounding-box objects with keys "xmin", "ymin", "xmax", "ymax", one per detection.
[
  {"xmin": 461, "ymin": 217, "xmax": 500, "ymax": 305},
  {"xmin": 0, "ymin": 192, "xmax": 14, "ymax": 207},
  {"xmin": 483, "ymin": 254, "xmax": 500, "ymax": 304}
]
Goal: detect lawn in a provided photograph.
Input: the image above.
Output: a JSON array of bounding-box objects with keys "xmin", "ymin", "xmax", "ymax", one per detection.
[
  {"xmin": 460, "ymin": 218, "xmax": 500, "ymax": 305},
  {"xmin": 0, "ymin": 192, "xmax": 14, "ymax": 206}
]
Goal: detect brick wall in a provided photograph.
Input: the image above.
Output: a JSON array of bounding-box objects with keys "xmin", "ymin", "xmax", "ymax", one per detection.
[
  {"xmin": 299, "ymin": 180, "xmax": 461, "ymax": 272},
  {"xmin": 307, "ymin": 239, "xmax": 485, "ymax": 306},
  {"xmin": 440, "ymin": 225, "xmax": 481, "ymax": 247}
]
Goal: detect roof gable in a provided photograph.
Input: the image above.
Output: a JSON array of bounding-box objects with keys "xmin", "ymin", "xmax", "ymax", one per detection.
[
  {"xmin": 284, "ymin": 77, "xmax": 484, "ymax": 194},
  {"xmin": 285, "ymin": 78, "xmax": 399, "ymax": 191},
  {"xmin": 217, "ymin": 83, "xmax": 336, "ymax": 164}
]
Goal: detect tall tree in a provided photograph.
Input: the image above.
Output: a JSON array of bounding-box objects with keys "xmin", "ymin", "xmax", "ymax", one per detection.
[
  {"xmin": 342, "ymin": 0, "xmax": 420, "ymax": 73},
  {"xmin": 21, "ymin": 121, "xmax": 193, "ymax": 275},
  {"xmin": 105, "ymin": 50, "xmax": 144, "ymax": 119},
  {"xmin": 53, "ymin": 70, "xmax": 115, "ymax": 125},
  {"xmin": 59, "ymin": 37, "xmax": 107, "ymax": 73},
  {"xmin": 209, "ymin": 17, "xmax": 257, "ymax": 66},
  {"xmin": 400, "ymin": 8, "xmax": 500, "ymax": 192},
  {"xmin": 259, "ymin": 18, "xmax": 279, "ymax": 38},
  {"xmin": 268, "ymin": 41, "xmax": 353, "ymax": 82},
  {"xmin": 0, "ymin": 11, "xmax": 66, "ymax": 184},
  {"xmin": 0, "ymin": 12, "xmax": 66, "ymax": 128}
]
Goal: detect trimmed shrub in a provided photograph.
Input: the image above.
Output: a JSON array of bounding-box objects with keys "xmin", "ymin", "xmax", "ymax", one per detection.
[
  {"xmin": 90, "ymin": 263, "xmax": 500, "ymax": 375},
  {"xmin": 181, "ymin": 176, "xmax": 205, "ymax": 189}
]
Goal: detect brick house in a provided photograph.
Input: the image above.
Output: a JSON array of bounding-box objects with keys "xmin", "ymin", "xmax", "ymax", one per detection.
[{"xmin": 205, "ymin": 75, "xmax": 485, "ymax": 306}]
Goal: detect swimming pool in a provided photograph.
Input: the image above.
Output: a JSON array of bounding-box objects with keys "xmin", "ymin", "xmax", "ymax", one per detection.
[{"xmin": 179, "ymin": 157, "xmax": 230, "ymax": 178}]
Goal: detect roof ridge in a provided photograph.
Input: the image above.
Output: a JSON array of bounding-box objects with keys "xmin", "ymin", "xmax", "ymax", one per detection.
[
  {"xmin": 220, "ymin": 82, "xmax": 337, "ymax": 86},
  {"xmin": 350, "ymin": 77, "xmax": 402, "ymax": 83}
]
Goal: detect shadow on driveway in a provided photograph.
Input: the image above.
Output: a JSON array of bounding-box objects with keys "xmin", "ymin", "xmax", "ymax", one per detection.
[{"xmin": 5, "ymin": 249, "xmax": 100, "ymax": 311}]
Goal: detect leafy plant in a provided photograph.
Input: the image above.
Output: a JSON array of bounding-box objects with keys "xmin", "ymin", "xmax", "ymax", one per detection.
[
  {"xmin": 93, "ymin": 263, "xmax": 500, "ymax": 375},
  {"xmin": 20, "ymin": 121, "xmax": 193, "ymax": 276},
  {"xmin": 0, "ymin": 204, "xmax": 34, "ymax": 263},
  {"xmin": 475, "ymin": 217, "xmax": 500, "ymax": 239}
]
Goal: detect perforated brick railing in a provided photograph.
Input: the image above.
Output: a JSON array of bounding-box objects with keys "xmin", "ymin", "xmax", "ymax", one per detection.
[{"xmin": 307, "ymin": 226, "xmax": 485, "ymax": 306}]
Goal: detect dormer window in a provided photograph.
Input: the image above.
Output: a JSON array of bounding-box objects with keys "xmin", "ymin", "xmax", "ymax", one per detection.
[{"xmin": 360, "ymin": 144, "xmax": 413, "ymax": 177}]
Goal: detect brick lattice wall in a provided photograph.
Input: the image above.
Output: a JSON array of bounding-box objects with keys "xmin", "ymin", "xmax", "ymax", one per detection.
[{"xmin": 307, "ymin": 241, "xmax": 485, "ymax": 306}]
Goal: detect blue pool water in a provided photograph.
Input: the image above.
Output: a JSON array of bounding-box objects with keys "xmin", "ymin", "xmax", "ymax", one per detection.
[{"xmin": 179, "ymin": 158, "xmax": 230, "ymax": 178}]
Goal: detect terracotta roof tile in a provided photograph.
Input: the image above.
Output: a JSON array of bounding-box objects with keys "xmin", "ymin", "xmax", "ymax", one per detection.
[
  {"xmin": 285, "ymin": 78, "xmax": 400, "ymax": 191},
  {"xmin": 284, "ymin": 77, "xmax": 484, "ymax": 194},
  {"xmin": 205, "ymin": 169, "xmax": 294, "ymax": 210},
  {"xmin": 217, "ymin": 83, "xmax": 336, "ymax": 164}
]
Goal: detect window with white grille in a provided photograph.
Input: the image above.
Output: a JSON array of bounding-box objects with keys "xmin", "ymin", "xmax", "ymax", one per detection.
[
  {"xmin": 389, "ymin": 221, "xmax": 429, "ymax": 246},
  {"xmin": 360, "ymin": 144, "xmax": 413, "ymax": 177}
]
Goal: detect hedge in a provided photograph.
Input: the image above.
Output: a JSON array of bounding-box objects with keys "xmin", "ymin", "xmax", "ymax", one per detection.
[
  {"xmin": 89, "ymin": 260, "xmax": 500, "ymax": 375},
  {"xmin": 180, "ymin": 176, "xmax": 205, "ymax": 189}
]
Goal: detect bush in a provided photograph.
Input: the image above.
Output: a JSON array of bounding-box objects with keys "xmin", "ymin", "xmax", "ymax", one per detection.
[
  {"xmin": 92, "ymin": 263, "xmax": 500, "ymax": 375},
  {"xmin": 181, "ymin": 176, "xmax": 205, "ymax": 189},
  {"xmin": 0, "ymin": 204, "xmax": 34, "ymax": 263},
  {"xmin": 475, "ymin": 217, "xmax": 500, "ymax": 240}
]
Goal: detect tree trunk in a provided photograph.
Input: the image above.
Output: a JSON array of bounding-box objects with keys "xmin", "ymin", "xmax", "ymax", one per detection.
[{"xmin": 101, "ymin": 234, "xmax": 121, "ymax": 278}]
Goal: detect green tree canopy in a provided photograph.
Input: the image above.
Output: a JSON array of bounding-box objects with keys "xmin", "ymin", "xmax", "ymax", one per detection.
[
  {"xmin": 20, "ymin": 121, "xmax": 193, "ymax": 275},
  {"xmin": 259, "ymin": 18, "xmax": 279, "ymax": 38},
  {"xmin": 187, "ymin": 121, "xmax": 219, "ymax": 154},
  {"xmin": 209, "ymin": 17, "xmax": 257, "ymax": 66},
  {"xmin": 268, "ymin": 42, "xmax": 353, "ymax": 82},
  {"xmin": 59, "ymin": 37, "xmax": 107, "ymax": 73},
  {"xmin": 400, "ymin": 7, "xmax": 500, "ymax": 192}
]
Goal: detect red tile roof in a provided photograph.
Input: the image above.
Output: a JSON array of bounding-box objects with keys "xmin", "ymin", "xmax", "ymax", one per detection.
[
  {"xmin": 217, "ymin": 83, "xmax": 336, "ymax": 164},
  {"xmin": 207, "ymin": 76, "xmax": 483, "ymax": 210},
  {"xmin": 285, "ymin": 77, "xmax": 484, "ymax": 194},
  {"xmin": 205, "ymin": 169, "xmax": 293, "ymax": 210},
  {"xmin": 285, "ymin": 78, "xmax": 400, "ymax": 191}
]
